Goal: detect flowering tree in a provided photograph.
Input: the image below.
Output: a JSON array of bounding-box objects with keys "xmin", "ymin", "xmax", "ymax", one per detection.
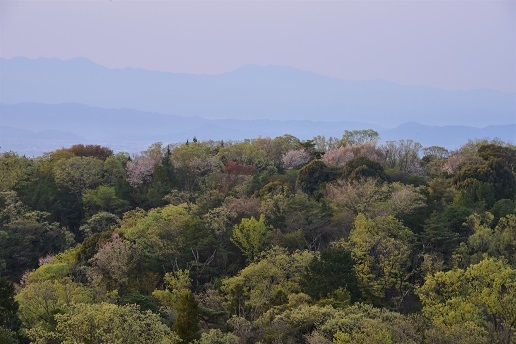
[
  {"xmin": 126, "ymin": 155, "xmax": 161, "ymax": 188},
  {"xmin": 282, "ymin": 149, "xmax": 311, "ymax": 169}
]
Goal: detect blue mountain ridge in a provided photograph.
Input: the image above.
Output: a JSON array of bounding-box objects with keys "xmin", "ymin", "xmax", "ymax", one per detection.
[
  {"xmin": 1, "ymin": 57, "xmax": 514, "ymax": 127},
  {"xmin": 1, "ymin": 103, "xmax": 514, "ymax": 156}
]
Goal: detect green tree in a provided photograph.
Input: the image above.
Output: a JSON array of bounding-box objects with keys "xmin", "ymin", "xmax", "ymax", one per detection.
[
  {"xmin": 82, "ymin": 185, "xmax": 129, "ymax": 215},
  {"xmin": 221, "ymin": 247, "xmax": 314, "ymax": 320},
  {"xmin": 342, "ymin": 155, "xmax": 389, "ymax": 183},
  {"xmin": 417, "ymin": 257, "xmax": 515, "ymax": 343},
  {"xmin": 0, "ymin": 277, "xmax": 21, "ymax": 332},
  {"xmin": 231, "ymin": 215, "xmax": 270, "ymax": 261},
  {"xmin": 193, "ymin": 329, "xmax": 239, "ymax": 344},
  {"xmin": 0, "ymin": 212, "xmax": 74, "ymax": 281},
  {"xmin": 300, "ymin": 247, "xmax": 361, "ymax": 302},
  {"xmin": 0, "ymin": 152, "xmax": 31, "ymax": 192},
  {"xmin": 173, "ymin": 290, "xmax": 201, "ymax": 342},
  {"xmin": 28, "ymin": 302, "xmax": 179, "ymax": 344},
  {"xmin": 0, "ymin": 327, "xmax": 19, "ymax": 344},
  {"xmin": 53, "ymin": 156, "xmax": 104, "ymax": 195},
  {"xmin": 78, "ymin": 211, "xmax": 120, "ymax": 238},
  {"xmin": 349, "ymin": 214, "xmax": 416, "ymax": 309},
  {"xmin": 297, "ymin": 160, "xmax": 331, "ymax": 194},
  {"xmin": 61, "ymin": 144, "xmax": 113, "ymax": 161},
  {"xmin": 16, "ymin": 277, "xmax": 94, "ymax": 330},
  {"xmin": 340, "ymin": 129, "xmax": 380, "ymax": 146}
]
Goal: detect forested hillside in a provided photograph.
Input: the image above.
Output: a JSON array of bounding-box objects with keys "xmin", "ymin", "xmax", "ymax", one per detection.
[{"xmin": 0, "ymin": 131, "xmax": 514, "ymax": 344}]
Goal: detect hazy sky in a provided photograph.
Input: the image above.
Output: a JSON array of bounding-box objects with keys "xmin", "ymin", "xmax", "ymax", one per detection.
[{"xmin": 1, "ymin": 0, "xmax": 515, "ymax": 92}]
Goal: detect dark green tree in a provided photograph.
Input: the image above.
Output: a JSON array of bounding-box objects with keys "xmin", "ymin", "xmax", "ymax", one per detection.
[
  {"xmin": 301, "ymin": 247, "xmax": 361, "ymax": 302},
  {"xmin": 173, "ymin": 290, "xmax": 201, "ymax": 342},
  {"xmin": 0, "ymin": 277, "xmax": 21, "ymax": 332},
  {"xmin": 297, "ymin": 160, "xmax": 330, "ymax": 195},
  {"xmin": 342, "ymin": 155, "xmax": 389, "ymax": 183}
]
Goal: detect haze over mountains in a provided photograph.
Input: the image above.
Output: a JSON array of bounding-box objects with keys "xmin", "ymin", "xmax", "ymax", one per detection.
[{"xmin": 0, "ymin": 57, "xmax": 515, "ymax": 155}]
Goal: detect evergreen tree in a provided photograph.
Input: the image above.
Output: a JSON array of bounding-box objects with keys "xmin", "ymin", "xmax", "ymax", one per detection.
[
  {"xmin": 173, "ymin": 290, "xmax": 201, "ymax": 342},
  {"xmin": 0, "ymin": 277, "xmax": 22, "ymax": 333}
]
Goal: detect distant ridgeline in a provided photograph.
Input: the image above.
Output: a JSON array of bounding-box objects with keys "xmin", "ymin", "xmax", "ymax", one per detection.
[
  {"xmin": 1, "ymin": 57, "xmax": 514, "ymax": 127},
  {"xmin": 0, "ymin": 102, "xmax": 514, "ymax": 156}
]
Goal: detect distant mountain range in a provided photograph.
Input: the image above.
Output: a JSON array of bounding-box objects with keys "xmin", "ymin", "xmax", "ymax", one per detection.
[
  {"xmin": 1, "ymin": 57, "xmax": 515, "ymax": 127},
  {"xmin": 1, "ymin": 103, "xmax": 514, "ymax": 156}
]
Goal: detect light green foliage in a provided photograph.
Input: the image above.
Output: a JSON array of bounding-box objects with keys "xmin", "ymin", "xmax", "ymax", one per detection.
[
  {"xmin": 422, "ymin": 146, "xmax": 450, "ymax": 160},
  {"xmin": 334, "ymin": 326, "xmax": 394, "ymax": 344},
  {"xmin": 152, "ymin": 269, "xmax": 192, "ymax": 309},
  {"xmin": 203, "ymin": 205, "xmax": 236, "ymax": 239},
  {"xmin": 417, "ymin": 257, "xmax": 515, "ymax": 342},
  {"xmin": 267, "ymin": 302, "xmax": 418, "ymax": 343},
  {"xmin": 16, "ymin": 277, "xmax": 94, "ymax": 329},
  {"xmin": 454, "ymin": 213, "xmax": 516, "ymax": 267},
  {"xmin": 340, "ymin": 129, "xmax": 380, "ymax": 146},
  {"xmin": 53, "ymin": 156, "xmax": 104, "ymax": 194},
  {"xmin": 319, "ymin": 303, "xmax": 419, "ymax": 344},
  {"xmin": 170, "ymin": 141, "xmax": 216, "ymax": 168},
  {"xmin": 422, "ymin": 321, "xmax": 489, "ymax": 344},
  {"xmin": 231, "ymin": 215, "xmax": 270, "ymax": 260},
  {"xmin": 82, "ymin": 185, "xmax": 129, "ymax": 215},
  {"xmin": 349, "ymin": 214, "xmax": 416, "ymax": 307},
  {"xmin": 459, "ymin": 138, "xmax": 512, "ymax": 156},
  {"xmin": 221, "ymin": 247, "xmax": 314, "ymax": 319},
  {"xmin": 26, "ymin": 246, "xmax": 79, "ymax": 284},
  {"xmin": 270, "ymin": 303, "xmax": 336, "ymax": 341},
  {"xmin": 3, "ymin": 133, "xmax": 516, "ymax": 342},
  {"xmin": 376, "ymin": 182, "xmax": 426, "ymax": 219},
  {"xmin": 193, "ymin": 329, "xmax": 239, "ymax": 344},
  {"xmin": 0, "ymin": 152, "xmax": 31, "ymax": 192},
  {"xmin": 28, "ymin": 302, "xmax": 179, "ymax": 344},
  {"xmin": 122, "ymin": 203, "xmax": 195, "ymax": 260},
  {"xmin": 263, "ymin": 191, "xmax": 337, "ymax": 251}
]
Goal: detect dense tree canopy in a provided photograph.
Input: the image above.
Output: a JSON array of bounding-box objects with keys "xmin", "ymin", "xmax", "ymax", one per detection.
[{"xmin": 0, "ymin": 137, "xmax": 514, "ymax": 343}]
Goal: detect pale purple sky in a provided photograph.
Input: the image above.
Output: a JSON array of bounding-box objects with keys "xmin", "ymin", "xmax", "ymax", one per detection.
[{"xmin": 1, "ymin": 0, "xmax": 515, "ymax": 92}]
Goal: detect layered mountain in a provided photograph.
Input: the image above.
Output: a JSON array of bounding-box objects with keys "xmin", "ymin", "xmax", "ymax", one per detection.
[
  {"xmin": 1, "ymin": 103, "xmax": 514, "ymax": 156},
  {"xmin": 1, "ymin": 57, "xmax": 515, "ymax": 127}
]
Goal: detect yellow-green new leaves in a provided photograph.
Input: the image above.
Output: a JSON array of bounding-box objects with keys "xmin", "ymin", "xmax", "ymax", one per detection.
[
  {"xmin": 221, "ymin": 247, "xmax": 314, "ymax": 320},
  {"xmin": 454, "ymin": 213, "xmax": 516, "ymax": 267},
  {"xmin": 29, "ymin": 303, "xmax": 179, "ymax": 344},
  {"xmin": 16, "ymin": 278, "xmax": 94, "ymax": 329},
  {"xmin": 349, "ymin": 214, "xmax": 416, "ymax": 308},
  {"xmin": 152, "ymin": 269, "xmax": 192, "ymax": 309},
  {"xmin": 231, "ymin": 215, "xmax": 270, "ymax": 261},
  {"xmin": 417, "ymin": 257, "xmax": 515, "ymax": 342}
]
